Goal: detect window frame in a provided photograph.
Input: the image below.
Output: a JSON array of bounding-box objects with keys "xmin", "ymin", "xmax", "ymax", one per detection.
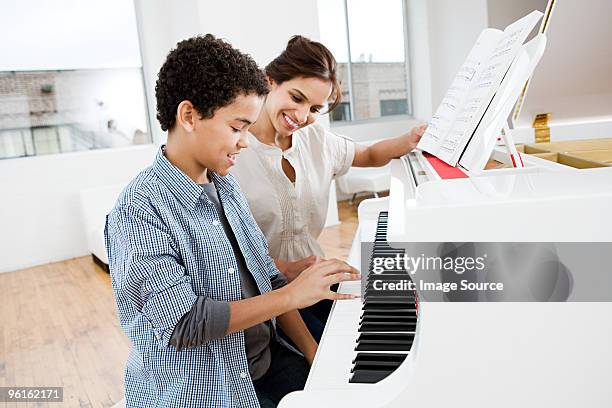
[{"xmin": 329, "ymin": 0, "xmax": 415, "ymax": 127}]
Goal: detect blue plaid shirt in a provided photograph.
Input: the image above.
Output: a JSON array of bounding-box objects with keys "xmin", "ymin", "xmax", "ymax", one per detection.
[{"xmin": 105, "ymin": 147, "xmax": 281, "ymax": 407}]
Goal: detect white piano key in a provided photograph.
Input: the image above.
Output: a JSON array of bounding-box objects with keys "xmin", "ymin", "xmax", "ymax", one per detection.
[{"xmin": 306, "ymin": 332, "xmax": 366, "ymax": 390}]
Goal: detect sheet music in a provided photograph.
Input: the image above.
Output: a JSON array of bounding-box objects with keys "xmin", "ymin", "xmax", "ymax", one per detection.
[
  {"xmin": 418, "ymin": 10, "xmax": 543, "ymax": 167},
  {"xmin": 417, "ymin": 29, "xmax": 501, "ymax": 154},
  {"xmin": 459, "ymin": 33, "xmax": 546, "ymax": 171}
]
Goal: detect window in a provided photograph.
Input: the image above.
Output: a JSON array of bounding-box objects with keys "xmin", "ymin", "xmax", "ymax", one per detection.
[
  {"xmin": 380, "ymin": 99, "xmax": 409, "ymax": 116},
  {"xmin": 0, "ymin": 0, "xmax": 150, "ymax": 160},
  {"xmin": 317, "ymin": 0, "xmax": 412, "ymax": 123},
  {"xmin": 331, "ymin": 102, "xmax": 352, "ymax": 122}
]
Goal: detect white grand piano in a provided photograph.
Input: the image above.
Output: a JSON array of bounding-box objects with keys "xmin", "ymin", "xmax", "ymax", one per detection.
[{"xmin": 280, "ymin": 2, "xmax": 612, "ymax": 407}]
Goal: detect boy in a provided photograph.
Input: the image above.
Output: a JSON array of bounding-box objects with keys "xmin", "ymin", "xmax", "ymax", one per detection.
[{"xmin": 105, "ymin": 35, "xmax": 358, "ymax": 407}]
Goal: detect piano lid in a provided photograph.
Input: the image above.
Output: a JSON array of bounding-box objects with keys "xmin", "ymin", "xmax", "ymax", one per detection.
[
  {"xmin": 414, "ymin": 166, "xmax": 612, "ymax": 207},
  {"xmin": 388, "ymin": 160, "xmax": 612, "ymax": 242}
]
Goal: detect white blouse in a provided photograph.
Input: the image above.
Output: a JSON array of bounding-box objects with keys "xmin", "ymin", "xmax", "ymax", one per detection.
[{"xmin": 231, "ymin": 123, "xmax": 355, "ymax": 261}]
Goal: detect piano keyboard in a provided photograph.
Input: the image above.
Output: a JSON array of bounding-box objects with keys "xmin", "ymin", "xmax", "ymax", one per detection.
[{"xmin": 349, "ymin": 211, "xmax": 419, "ymax": 384}]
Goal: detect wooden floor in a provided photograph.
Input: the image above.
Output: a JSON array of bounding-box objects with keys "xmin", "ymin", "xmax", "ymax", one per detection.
[{"xmin": 0, "ymin": 198, "xmax": 371, "ymax": 408}]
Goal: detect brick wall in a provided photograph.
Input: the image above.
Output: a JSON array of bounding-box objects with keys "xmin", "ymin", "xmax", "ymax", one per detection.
[
  {"xmin": 337, "ymin": 62, "xmax": 409, "ymax": 120},
  {"xmin": 0, "ymin": 68, "xmax": 147, "ymax": 132}
]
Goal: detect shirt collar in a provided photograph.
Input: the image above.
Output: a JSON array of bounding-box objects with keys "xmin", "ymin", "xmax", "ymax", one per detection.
[
  {"xmin": 247, "ymin": 132, "xmax": 299, "ymax": 157},
  {"xmin": 209, "ymin": 171, "xmax": 237, "ymax": 199},
  {"xmin": 152, "ymin": 146, "xmax": 236, "ymax": 209}
]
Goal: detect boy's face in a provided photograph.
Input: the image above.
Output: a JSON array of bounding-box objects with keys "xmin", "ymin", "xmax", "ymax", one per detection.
[{"xmin": 191, "ymin": 93, "xmax": 264, "ymax": 176}]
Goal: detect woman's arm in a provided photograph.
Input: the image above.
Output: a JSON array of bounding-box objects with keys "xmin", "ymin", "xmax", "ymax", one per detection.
[
  {"xmin": 352, "ymin": 124, "xmax": 427, "ymax": 167},
  {"xmin": 277, "ymin": 310, "xmax": 318, "ymax": 365}
]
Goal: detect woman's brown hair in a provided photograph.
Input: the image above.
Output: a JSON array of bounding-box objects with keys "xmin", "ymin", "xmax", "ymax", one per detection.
[{"xmin": 265, "ymin": 35, "xmax": 342, "ymax": 113}]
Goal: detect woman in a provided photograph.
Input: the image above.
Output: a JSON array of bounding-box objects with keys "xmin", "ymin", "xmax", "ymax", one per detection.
[{"xmin": 231, "ymin": 36, "xmax": 425, "ymax": 336}]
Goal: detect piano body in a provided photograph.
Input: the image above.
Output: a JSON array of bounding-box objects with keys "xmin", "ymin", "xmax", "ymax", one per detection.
[
  {"xmin": 280, "ymin": 151, "xmax": 612, "ymax": 407},
  {"xmin": 281, "ymin": 1, "xmax": 612, "ymax": 405}
]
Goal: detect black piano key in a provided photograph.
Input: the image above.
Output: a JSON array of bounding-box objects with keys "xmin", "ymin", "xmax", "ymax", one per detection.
[
  {"xmin": 351, "ymin": 360, "xmax": 403, "ymax": 372},
  {"xmin": 357, "ymin": 332, "xmax": 415, "ymax": 342},
  {"xmin": 362, "ymin": 306, "xmax": 417, "ymax": 315},
  {"xmin": 351, "ymin": 360, "xmax": 402, "ymax": 373},
  {"xmin": 364, "ymin": 295, "xmax": 415, "ymax": 302},
  {"xmin": 360, "ymin": 314, "xmax": 416, "ymax": 324},
  {"xmin": 365, "ymin": 287, "xmax": 413, "ymax": 294},
  {"xmin": 355, "ymin": 333, "xmax": 414, "ymax": 351},
  {"xmin": 364, "ymin": 295, "xmax": 414, "ymax": 301},
  {"xmin": 364, "ymin": 296, "xmax": 415, "ymax": 304},
  {"xmin": 360, "ymin": 314, "xmax": 417, "ymax": 322},
  {"xmin": 361, "ymin": 310, "xmax": 417, "ymax": 320},
  {"xmin": 352, "ymin": 352, "xmax": 407, "ymax": 365},
  {"xmin": 364, "ymin": 299, "xmax": 416, "ymax": 307},
  {"xmin": 364, "ymin": 294, "xmax": 415, "ymax": 302},
  {"xmin": 359, "ymin": 321, "xmax": 417, "ymax": 332},
  {"xmin": 349, "ymin": 369, "xmax": 395, "ymax": 384}
]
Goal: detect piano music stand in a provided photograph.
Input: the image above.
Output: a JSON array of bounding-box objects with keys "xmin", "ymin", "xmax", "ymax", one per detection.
[{"xmin": 457, "ymin": 33, "xmax": 548, "ymax": 173}]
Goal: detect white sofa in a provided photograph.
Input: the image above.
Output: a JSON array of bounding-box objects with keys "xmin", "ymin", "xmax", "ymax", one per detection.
[
  {"xmin": 79, "ymin": 184, "xmax": 126, "ymax": 271},
  {"xmin": 335, "ymin": 164, "xmax": 391, "ymax": 202}
]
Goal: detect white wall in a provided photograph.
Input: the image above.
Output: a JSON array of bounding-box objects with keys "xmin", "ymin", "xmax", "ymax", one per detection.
[
  {"xmin": 426, "ymin": 0, "xmax": 489, "ymax": 108},
  {"xmin": 487, "ymin": 0, "xmax": 548, "ymax": 31},
  {"xmin": 406, "ymin": 0, "xmax": 434, "ymax": 122},
  {"xmin": 196, "ymin": 0, "xmax": 321, "ymax": 67},
  {"xmin": 331, "ymin": 117, "xmax": 423, "ymax": 142},
  {"xmin": 0, "ymin": 145, "xmax": 157, "ymax": 272}
]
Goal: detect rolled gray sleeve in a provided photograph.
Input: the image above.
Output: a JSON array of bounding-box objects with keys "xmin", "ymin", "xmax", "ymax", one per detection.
[{"xmin": 170, "ymin": 296, "xmax": 230, "ymax": 351}]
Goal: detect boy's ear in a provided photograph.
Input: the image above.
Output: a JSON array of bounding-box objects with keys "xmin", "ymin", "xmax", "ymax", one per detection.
[{"xmin": 176, "ymin": 100, "xmax": 196, "ymax": 132}]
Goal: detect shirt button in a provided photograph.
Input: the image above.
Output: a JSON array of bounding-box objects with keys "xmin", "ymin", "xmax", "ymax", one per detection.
[
  {"xmin": 212, "ymin": 220, "xmax": 220, "ymax": 226},
  {"xmin": 228, "ymin": 267, "xmax": 235, "ymax": 274},
  {"xmin": 239, "ymin": 371, "xmax": 248, "ymax": 379}
]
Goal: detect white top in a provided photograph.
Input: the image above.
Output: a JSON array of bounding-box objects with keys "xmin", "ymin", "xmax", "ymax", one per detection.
[{"xmin": 232, "ymin": 123, "xmax": 356, "ymax": 261}]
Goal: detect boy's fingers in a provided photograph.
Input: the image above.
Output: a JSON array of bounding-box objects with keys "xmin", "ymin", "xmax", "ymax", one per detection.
[
  {"xmin": 326, "ymin": 272, "xmax": 361, "ymax": 286},
  {"xmin": 315, "ymin": 259, "xmax": 358, "ymax": 277},
  {"xmin": 330, "ymin": 292, "xmax": 359, "ymax": 301}
]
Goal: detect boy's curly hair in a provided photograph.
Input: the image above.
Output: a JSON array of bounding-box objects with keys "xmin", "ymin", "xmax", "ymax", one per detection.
[{"xmin": 155, "ymin": 34, "xmax": 269, "ymax": 131}]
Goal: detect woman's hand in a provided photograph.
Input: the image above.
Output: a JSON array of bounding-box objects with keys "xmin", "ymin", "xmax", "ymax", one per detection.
[
  {"xmin": 352, "ymin": 123, "xmax": 428, "ymax": 167},
  {"xmin": 403, "ymin": 124, "xmax": 427, "ymax": 152},
  {"xmin": 283, "ymin": 259, "xmax": 360, "ymax": 310},
  {"xmin": 277, "ymin": 255, "xmax": 322, "ymax": 282}
]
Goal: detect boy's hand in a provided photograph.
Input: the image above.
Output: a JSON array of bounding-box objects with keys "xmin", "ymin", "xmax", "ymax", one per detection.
[
  {"xmin": 281, "ymin": 255, "xmax": 323, "ymax": 282},
  {"xmin": 284, "ymin": 259, "xmax": 360, "ymax": 310}
]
